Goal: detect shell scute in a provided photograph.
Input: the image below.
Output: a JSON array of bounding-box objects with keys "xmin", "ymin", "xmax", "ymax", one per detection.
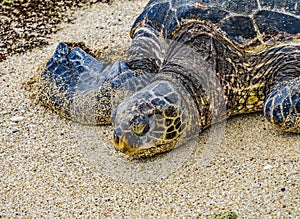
[
  {"xmin": 131, "ymin": 0, "xmax": 300, "ymax": 48},
  {"xmin": 131, "ymin": 1, "xmax": 170, "ymax": 37},
  {"xmin": 260, "ymin": 0, "xmax": 300, "ymax": 16},
  {"xmin": 176, "ymin": 4, "xmax": 229, "ymax": 23},
  {"xmin": 164, "ymin": 4, "xmax": 229, "ymax": 38},
  {"xmin": 254, "ymin": 10, "xmax": 300, "ymax": 35},
  {"xmin": 220, "ymin": 16, "xmax": 257, "ymax": 47}
]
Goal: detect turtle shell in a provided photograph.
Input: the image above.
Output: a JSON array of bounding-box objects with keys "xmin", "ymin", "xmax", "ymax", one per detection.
[{"xmin": 131, "ymin": 0, "xmax": 300, "ymax": 51}]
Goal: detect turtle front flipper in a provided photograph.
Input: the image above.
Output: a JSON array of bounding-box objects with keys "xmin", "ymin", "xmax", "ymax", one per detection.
[
  {"xmin": 38, "ymin": 42, "xmax": 151, "ymax": 125},
  {"xmin": 264, "ymin": 77, "xmax": 300, "ymax": 133}
]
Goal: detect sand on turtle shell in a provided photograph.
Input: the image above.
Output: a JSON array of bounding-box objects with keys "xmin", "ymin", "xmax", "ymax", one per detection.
[{"xmin": 0, "ymin": 0, "xmax": 299, "ymax": 218}]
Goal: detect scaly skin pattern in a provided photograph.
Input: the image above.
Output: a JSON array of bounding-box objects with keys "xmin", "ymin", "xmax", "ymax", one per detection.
[{"xmin": 38, "ymin": 0, "xmax": 300, "ymax": 157}]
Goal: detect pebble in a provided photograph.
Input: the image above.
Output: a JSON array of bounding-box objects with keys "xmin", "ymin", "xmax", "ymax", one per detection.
[
  {"xmin": 0, "ymin": 110, "xmax": 9, "ymax": 115},
  {"xmin": 263, "ymin": 164, "xmax": 274, "ymax": 170},
  {"xmin": 12, "ymin": 129, "xmax": 19, "ymax": 133},
  {"xmin": 10, "ymin": 115, "xmax": 25, "ymax": 122}
]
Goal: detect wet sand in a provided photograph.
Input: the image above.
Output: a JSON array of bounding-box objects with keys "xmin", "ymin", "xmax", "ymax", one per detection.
[{"xmin": 0, "ymin": 1, "xmax": 299, "ymax": 217}]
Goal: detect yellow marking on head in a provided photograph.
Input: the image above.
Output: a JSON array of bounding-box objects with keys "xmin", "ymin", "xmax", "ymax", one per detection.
[
  {"xmin": 246, "ymin": 104, "xmax": 255, "ymax": 109},
  {"xmin": 238, "ymin": 105, "xmax": 244, "ymax": 110},
  {"xmin": 249, "ymin": 91, "xmax": 256, "ymax": 96},
  {"xmin": 257, "ymin": 101, "xmax": 264, "ymax": 106},
  {"xmin": 239, "ymin": 98, "xmax": 245, "ymax": 104},
  {"xmin": 247, "ymin": 96, "xmax": 259, "ymax": 105}
]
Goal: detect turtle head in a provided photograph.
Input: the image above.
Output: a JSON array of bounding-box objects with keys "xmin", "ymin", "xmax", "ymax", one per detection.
[{"xmin": 111, "ymin": 80, "xmax": 197, "ymax": 158}]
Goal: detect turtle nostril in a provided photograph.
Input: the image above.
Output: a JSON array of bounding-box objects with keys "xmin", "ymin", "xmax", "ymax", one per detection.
[{"xmin": 113, "ymin": 130, "xmax": 120, "ymax": 144}]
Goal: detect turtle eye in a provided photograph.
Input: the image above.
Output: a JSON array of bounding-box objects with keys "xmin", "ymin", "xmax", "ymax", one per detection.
[{"xmin": 130, "ymin": 115, "xmax": 151, "ymax": 136}]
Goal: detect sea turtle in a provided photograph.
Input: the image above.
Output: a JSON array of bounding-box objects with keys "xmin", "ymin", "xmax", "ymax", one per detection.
[{"xmin": 38, "ymin": 0, "xmax": 300, "ymax": 158}]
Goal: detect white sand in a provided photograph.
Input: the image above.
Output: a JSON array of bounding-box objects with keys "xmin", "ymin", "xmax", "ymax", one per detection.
[{"xmin": 0, "ymin": 1, "xmax": 299, "ymax": 217}]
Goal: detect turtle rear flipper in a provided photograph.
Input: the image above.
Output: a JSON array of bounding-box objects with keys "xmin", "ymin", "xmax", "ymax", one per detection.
[
  {"xmin": 38, "ymin": 42, "xmax": 150, "ymax": 125},
  {"xmin": 264, "ymin": 77, "xmax": 300, "ymax": 133}
]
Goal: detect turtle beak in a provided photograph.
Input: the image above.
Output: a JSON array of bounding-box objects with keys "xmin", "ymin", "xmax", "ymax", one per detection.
[
  {"xmin": 113, "ymin": 130, "xmax": 120, "ymax": 145},
  {"xmin": 113, "ymin": 130, "xmax": 139, "ymax": 156}
]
